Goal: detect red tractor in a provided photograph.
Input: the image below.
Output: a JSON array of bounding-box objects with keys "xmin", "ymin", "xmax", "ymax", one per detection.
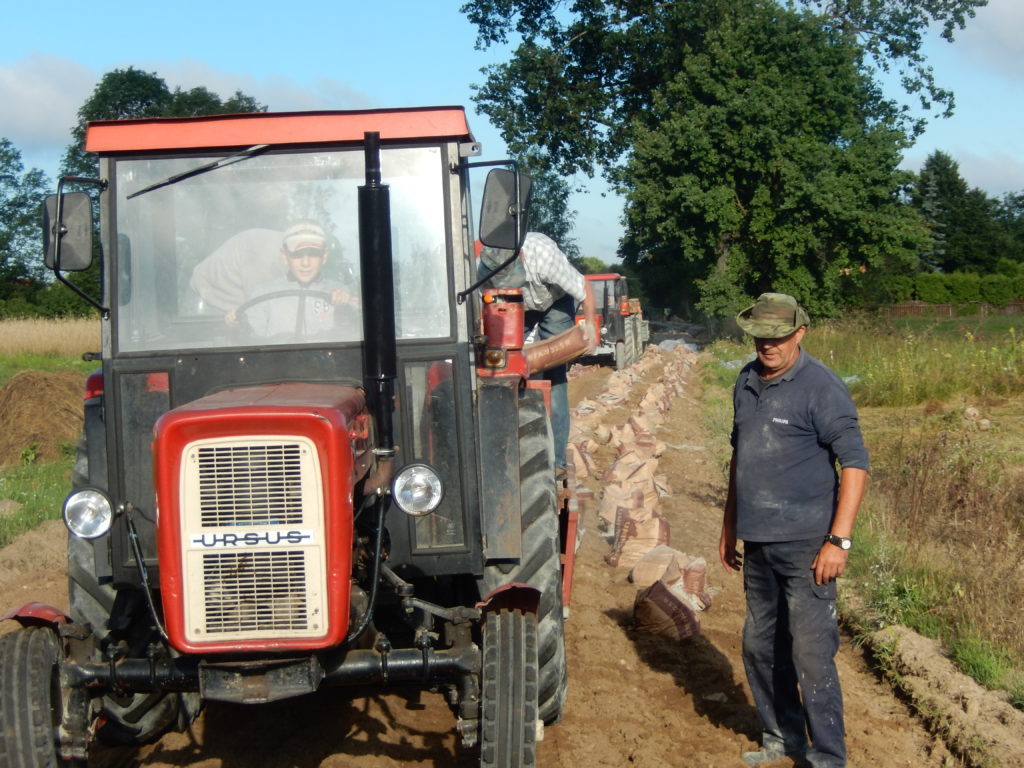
[
  {"xmin": 582, "ymin": 273, "xmax": 648, "ymax": 368},
  {"xmin": 0, "ymin": 107, "xmax": 578, "ymax": 768}
]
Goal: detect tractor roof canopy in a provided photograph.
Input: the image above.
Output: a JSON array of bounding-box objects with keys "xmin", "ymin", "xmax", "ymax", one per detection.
[{"xmin": 86, "ymin": 106, "xmax": 474, "ymax": 153}]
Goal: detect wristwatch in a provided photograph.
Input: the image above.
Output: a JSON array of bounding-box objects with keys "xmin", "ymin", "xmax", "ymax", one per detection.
[{"xmin": 824, "ymin": 534, "xmax": 852, "ymax": 550}]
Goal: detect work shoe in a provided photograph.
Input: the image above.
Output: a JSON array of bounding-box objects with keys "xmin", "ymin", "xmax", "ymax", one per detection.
[
  {"xmin": 741, "ymin": 748, "xmax": 785, "ymax": 766},
  {"xmin": 741, "ymin": 745, "xmax": 807, "ymax": 766}
]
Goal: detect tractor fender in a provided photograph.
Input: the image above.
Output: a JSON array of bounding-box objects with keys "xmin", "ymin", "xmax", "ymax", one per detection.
[
  {"xmin": 1, "ymin": 601, "xmax": 71, "ymax": 629},
  {"xmin": 478, "ymin": 583, "xmax": 541, "ymax": 616}
]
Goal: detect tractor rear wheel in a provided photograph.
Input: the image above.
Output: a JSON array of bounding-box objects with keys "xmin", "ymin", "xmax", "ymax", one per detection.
[
  {"xmin": 479, "ymin": 609, "xmax": 538, "ymax": 768},
  {"xmin": 482, "ymin": 389, "xmax": 567, "ymax": 724},
  {"xmin": 0, "ymin": 627, "xmax": 64, "ymax": 768}
]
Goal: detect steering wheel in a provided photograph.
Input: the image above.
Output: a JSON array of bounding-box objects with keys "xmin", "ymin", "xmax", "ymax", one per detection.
[{"xmin": 232, "ymin": 288, "xmax": 338, "ymax": 341}]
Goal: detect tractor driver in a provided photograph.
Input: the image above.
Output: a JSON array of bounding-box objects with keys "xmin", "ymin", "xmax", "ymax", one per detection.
[{"xmin": 226, "ymin": 220, "xmax": 359, "ymax": 340}]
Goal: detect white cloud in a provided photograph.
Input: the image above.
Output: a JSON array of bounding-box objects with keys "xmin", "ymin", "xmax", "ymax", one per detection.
[
  {"xmin": 0, "ymin": 55, "xmax": 94, "ymax": 149},
  {"xmin": 149, "ymin": 58, "xmax": 372, "ymax": 112},
  {"xmin": 0, "ymin": 55, "xmax": 374, "ymax": 176},
  {"xmin": 955, "ymin": 0, "xmax": 1024, "ymax": 79},
  {"xmin": 957, "ymin": 152, "xmax": 1024, "ymax": 196}
]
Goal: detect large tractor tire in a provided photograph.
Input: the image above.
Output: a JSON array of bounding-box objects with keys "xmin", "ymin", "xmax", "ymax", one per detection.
[
  {"xmin": 67, "ymin": 433, "xmax": 187, "ymax": 746},
  {"xmin": 482, "ymin": 389, "xmax": 568, "ymax": 725},
  {"xmin": 0, "ymin": 627, "xmax": 64, "ymax": 768},
  {"xmin": 479, "ymin": 609, "xmax": 538, "ymax": 768}
]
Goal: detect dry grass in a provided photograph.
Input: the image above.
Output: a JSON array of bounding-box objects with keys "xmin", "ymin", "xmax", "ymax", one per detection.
[
  {"xmin": 855, "ymin": 402, "xmax": 1024, "ymax": 690},
  {"xmin": 0, "ymin": 317, "xmax": 99, "ymax": 357}
]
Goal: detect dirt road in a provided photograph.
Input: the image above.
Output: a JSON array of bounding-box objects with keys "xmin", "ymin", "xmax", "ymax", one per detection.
[{"xmin": 2, "ymin": 349, "xmax": 1018, "ymax": 766}]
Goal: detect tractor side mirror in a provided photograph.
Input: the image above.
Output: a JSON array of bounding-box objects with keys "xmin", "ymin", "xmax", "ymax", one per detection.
[
  {"xmin": 43, "ymin": 192, "xmax": 94, "ymax": 272},
  {"xmin": 479, "ymin": 169, "xmax": 532, "ymax": 251}
]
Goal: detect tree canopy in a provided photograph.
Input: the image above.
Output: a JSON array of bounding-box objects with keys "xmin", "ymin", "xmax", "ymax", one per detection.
[
  {"xmin": 0, "ymin": 139, "xmax": 49, "ymax": 291},
  {"xmin": 463, "ymin": 0, "xmax": 985, "ymax": 183},
  {"xmin": 462, "ymin": 0, "xmax": 984, "ymax": 316},
  {"xmin": 517, "ymin": 149, "xmax": 581, "ymax": 262},
  {"xmin": 621, "ymin": 0, "xmax": 927, "ymax": 316},
  {"xmin": 911, "ymin": 150, "xmax": 1011, "ymax": 274}
]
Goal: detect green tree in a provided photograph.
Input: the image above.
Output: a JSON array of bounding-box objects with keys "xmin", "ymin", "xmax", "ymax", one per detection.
[
  {"xmin": 462, "ymin": 0, "xmax": 985, "ymax": 184},
  {"xmin": 517, "ymin": 150, "xmax": 581, "ymax": 262},
  {"xmin": 462, "ymin": 0, "xmax": 977, "ymax": 316},
  {"xmin": 624, "ymin": 1, "xmax": 926, "ymax": 316},
  {"xmin": 0, "ymin": 139, "xmax": 50, "ymax": 298},
  {"xmin": 912, "ymin": 151, "xmax": 1008, "ymax": 273},
  {"xmin": 578, "ymin": 256, "xmax": 612, "ymax": 274},
  {"xmin": 61, "ymin": 67, "xmax": 265, "ymax": 179},
  {"xmin": 995, "ymin": 192, "xmax": 1024, "ymax": 265}
]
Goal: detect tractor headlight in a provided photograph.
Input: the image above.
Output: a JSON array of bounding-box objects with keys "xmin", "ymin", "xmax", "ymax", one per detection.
[
  {"xmin": 63, "ymin": 488, "xmax": 114, "ymax": 539},
  {"xmin": 392, "ymin": 463, "xmax": 444, "ymax": 517}
]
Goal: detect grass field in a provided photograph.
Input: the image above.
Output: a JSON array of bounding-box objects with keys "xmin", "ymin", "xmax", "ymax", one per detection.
[{"xmin": 703, "ymin": 314, "xmax": 1024, "ymax": 708}]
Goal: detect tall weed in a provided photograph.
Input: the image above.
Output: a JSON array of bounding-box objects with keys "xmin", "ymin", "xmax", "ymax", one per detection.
[
  {"xmin": 804, "ymin": 316, "xmax": 1024, "ymax": 407},
  {"xmin": 0, "ymin": 317, "xmax": 99, "ymax": 357}
]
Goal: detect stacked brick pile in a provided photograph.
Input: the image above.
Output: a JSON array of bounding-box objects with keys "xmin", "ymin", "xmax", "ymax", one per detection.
[{"xmin": 566, "ymin": 343, "xmax": 711, "ymax": 640}]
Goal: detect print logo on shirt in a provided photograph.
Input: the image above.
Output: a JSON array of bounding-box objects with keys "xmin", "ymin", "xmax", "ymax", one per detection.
[{"xmin": 772, "ymin": 417, "xmax": 789, "ymax": 425}]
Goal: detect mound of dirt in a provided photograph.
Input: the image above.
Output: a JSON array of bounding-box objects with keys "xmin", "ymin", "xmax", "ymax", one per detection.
[{"xmin": 0, "ymin": 370, "xmax": 86, "ymax": 466}]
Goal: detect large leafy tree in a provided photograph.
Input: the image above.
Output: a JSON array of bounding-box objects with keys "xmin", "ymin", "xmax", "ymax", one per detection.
[
  {"xmin": 61, "ymin": 67, "xmax": 265, "ymax": 178},
  {"xmin": 0, "ymin": 139, "xmax": 49, "ymax": 297},
  {"xmin": 462, "ymin": 0, "xmax": 983, "ymax": 316},
  {"xmin": 622, "ymin": 0, "xmax": 927, "ymax": 316},
  {"xmin": 462, "ymin": 0, "xmax": 985, "ymax": 184}
]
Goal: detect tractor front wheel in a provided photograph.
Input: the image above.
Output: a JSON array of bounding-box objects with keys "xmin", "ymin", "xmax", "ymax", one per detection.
[
  {"xmin": 0, "ymin": 627, "xmax": 72, "ymax": 768},
  {"xmin": 479, "ymin": 609, "xmax": 539, "ymax": 768}
]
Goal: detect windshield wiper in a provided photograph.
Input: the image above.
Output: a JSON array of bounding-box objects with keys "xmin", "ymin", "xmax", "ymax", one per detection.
[{"xmin": 127, "ymin": 144, "xmax": 270, "ymax": 199}]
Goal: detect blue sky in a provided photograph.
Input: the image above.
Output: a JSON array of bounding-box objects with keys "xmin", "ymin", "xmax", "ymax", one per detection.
[{"xmin": 2, "ymin": 0, "xmax": 1021, "ymax": 264}]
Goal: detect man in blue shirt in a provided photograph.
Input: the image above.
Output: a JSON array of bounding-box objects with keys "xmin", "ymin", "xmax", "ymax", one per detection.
[{"xmin": 719, "ymin": 293, "xmax": 869, "ymax": 768}]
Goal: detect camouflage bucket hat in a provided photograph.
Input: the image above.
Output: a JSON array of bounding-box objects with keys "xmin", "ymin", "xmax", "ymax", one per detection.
[{"xmin": 735, "ymin": 293, "xmax": 810, "ymax": 338}]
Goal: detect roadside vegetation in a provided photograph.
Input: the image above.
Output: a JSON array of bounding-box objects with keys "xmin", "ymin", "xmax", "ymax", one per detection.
[
  {"xmin": 0, "ymin": 318, "xmax": 97, "ymax": 545},
  {"xmin": 702, "ymin": 314, "xmax": 1024, "ymax": 710}
]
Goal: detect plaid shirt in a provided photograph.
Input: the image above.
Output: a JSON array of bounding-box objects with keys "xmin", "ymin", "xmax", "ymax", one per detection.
[{"xmin": 517, "ymin": 232, "xmax": 587, "ymax": 312}]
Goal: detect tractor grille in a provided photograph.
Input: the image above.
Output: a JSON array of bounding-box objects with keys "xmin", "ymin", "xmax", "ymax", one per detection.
[
  {"xmin": 201, "ymin": 550, "xmax": 309, "ymax": 633},
  {"xmin": 180, "ymin": 436, "xmax": 327, "ymax": 643},
  {"xmin": 196, "ymin": 443, "xmax": 304, "ymax": 527}
]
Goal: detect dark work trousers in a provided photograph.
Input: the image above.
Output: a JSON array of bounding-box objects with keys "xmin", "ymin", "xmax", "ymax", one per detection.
[
  {"xmin": 524, "ymin": 292, "xmax": 575, "ymax": 469},
  {"xmin": 742, "ymin": 538, "xmax": 846, "ymax": 768}
]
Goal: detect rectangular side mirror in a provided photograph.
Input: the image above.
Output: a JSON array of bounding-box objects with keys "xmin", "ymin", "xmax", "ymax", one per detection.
[
  {"xmin": 43, "ymin": 192, "xmax": 94, "ymax": 271},
  {"xmin": 478, "ymin": 169, "xmax": 532, "ymax": 251}
]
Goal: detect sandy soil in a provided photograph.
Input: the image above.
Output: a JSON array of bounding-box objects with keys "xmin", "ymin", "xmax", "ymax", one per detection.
[{"xmin": 2, "ymin": 352, "xmax": 1023, "ymax": 767}]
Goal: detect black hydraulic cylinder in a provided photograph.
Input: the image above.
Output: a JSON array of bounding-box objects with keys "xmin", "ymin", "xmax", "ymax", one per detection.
[{"xmin": 359, "ymin": 131, "xmax": 397, "ymax": 455}]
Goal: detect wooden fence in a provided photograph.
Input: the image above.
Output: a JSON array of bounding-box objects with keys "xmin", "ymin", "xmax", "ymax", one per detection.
[{"xmin": 882, "ymin": 300, "xmax": 1024, "ymax": 318}]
